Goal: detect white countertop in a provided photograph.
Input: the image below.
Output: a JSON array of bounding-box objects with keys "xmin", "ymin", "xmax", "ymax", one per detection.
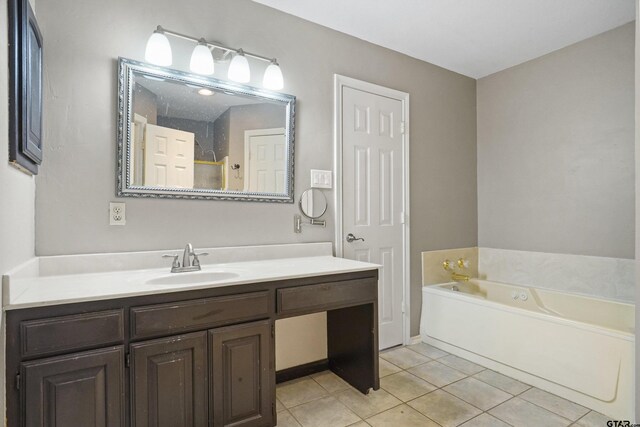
[{"xmin": 2, "ymin": 243, "xmax": 380, "ymax": 310}]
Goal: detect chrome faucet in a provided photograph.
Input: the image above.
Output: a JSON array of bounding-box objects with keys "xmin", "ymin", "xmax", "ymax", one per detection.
[{"xmin": 163, "ymin": 243, "xmax": 209, "ymax": 273}]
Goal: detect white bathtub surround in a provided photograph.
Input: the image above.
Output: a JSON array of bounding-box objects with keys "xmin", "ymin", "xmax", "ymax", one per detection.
[
  {"xmin": 479, "ymin": 247, "xmax": 635, "ymax": 302},
  {"xmin": 2, "ymin": 242, "xmax": 380, "ymax": 309},
  {"xmin": 420, "ymin": 280, "xmax": 635, "ymax": 420},
  {"xmin": 421, "ymin": 247, "xmax": 478, "ymax": 285}
]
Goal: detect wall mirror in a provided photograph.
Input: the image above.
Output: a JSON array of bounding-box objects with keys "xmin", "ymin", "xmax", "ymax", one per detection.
[
  {"xmin": 117, "ymin": 58, "xmax": 296, "ymax": 202},
  {"xmin": 299, "ymin": 188, "xmax": 327, "ymax": 219}
]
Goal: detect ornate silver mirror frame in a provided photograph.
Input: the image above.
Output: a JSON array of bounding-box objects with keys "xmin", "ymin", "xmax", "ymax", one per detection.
[{"xmin": 116, "ymin": 57, "xmax": 296, "ymax": 202}]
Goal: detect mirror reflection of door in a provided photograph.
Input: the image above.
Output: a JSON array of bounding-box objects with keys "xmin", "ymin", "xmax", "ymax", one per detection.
[
  {"xmin": 243, "ymin": 128, "xmax": 286, "ymax": 193},
  {"xmin": 144, "ymin": 123, "xmax": 195, "ymax": 188}
]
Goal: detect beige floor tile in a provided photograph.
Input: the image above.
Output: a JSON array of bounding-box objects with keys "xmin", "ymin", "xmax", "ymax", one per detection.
[
  {"xmin": 573, "ymin": 411, "xmax": 613, "ymax": 427},
  {"xmin": 348, "ymin": 422, "xmax": 370, "ymax": 427},
  {"xmin": 473, "ymin": 369, "xmax": 531, "ymax": 395},
  {"xmin": 520, "ymin": 388, "xmax": 589, "ymax": 421},
  {"xmin": 276, "ymin": 409, "xmax": 302, "ymax": 427},
  {"xmin": 407, "ymin": 361, "xmax": 467, "ymax": 387},
  {"xmin": 378, "ymin": 358, "xmax": 402, "ymax": 378},
  {"xmin": 277, "ymin": 377, "xmax": 328, "ymax": 408},
  {"xmin": 312, "ymin": 371, "xmax": 351, "ymax": 394},
  {"xmin": 443, "ymin": 377, "xmax": 511, "ymax": 410},
  {"xmin": 380, "ymin": 347, "xmax": 431, "ymax": 369},
  {"xmin": 335, "ymin": 388, "xmax": 402, "ymax": 419},
  {"xmin": 276, "ymin": 398, "xmax": 286, "ymax": 412},
  {"xmin": 366, "ymin": 404, "xmax": 440, "ymax": 427},
  {"xmin": 489, "ymin": 397, "xmax": 571, "ymax": 427},
  {"xmin": 289, "ymin": 396, "xmax": 361, "ymax": 427},
  {"xmin": 380, "ymin": 371, "xmax": 436, "ymax": 402},
  {"xmin": 407, "ymin": 342, "xmax": 449, "ymax": 359},
  {"xmin": 459, "ymin": 413, "xmax": 511, "ymax": 427},
  {"xmin": 438, "ymin": 354, "xmax": 485, "ymax": 375},
  {"xmin": 408, "ymin": 390, "xmax": 482, "ymax": 427}
]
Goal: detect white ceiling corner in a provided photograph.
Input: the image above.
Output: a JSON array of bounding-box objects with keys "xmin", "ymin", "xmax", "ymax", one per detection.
[{"xmin": 252, "ymin": 0, "xmax": 636, "ymax": 78}]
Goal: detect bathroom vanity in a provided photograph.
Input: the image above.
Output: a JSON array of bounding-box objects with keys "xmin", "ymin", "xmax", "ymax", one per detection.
[{"xmin": 2, "ymin": 243, "xmax": 379, "ymax": 426}]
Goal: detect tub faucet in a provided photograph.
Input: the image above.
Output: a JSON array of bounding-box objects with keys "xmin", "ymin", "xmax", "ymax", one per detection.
[
  {"xmin": 162, "ymin": 243, "xmax": 209, "ymax": 273},
  {"xmin": 451, "ymin": 272, "xmax": 470, "ymax": 282},
  {"xmin": 443, "ymin": 258, "xmax": 470, "ymax": 282}
]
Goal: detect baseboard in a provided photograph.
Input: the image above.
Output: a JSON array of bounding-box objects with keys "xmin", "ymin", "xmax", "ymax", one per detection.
[
  {"xmin": 276, "ymin": 359, "xmax": 329, "ymax": 383},
  {"xmin": 409, "ymin": 335, "xmax": 422, "ymax": 345}
]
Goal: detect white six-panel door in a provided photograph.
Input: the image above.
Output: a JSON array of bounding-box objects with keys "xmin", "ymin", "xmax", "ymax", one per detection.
[
  {"xmin": 342, "ymin": 86, "xmax": 405, "ymax": 349},
  {"xmin": 144, "ymin": 123, "xmax": 195, "ymax": 189},
  {"xmin": 244, "ymin": 128, "xmax": 287, "ymax": 193}
]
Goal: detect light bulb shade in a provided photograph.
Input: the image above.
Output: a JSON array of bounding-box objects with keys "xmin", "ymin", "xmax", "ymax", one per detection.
[
  {"xmin": 190, "ymin": 43, "xmax": 214, "ymax": 75},
  {"xmin": 263, "ymin": 62, "xmax": 284, "ymax": 90},
  {"xmin": 228, "ymin": 52, "xmax": 250, "ymax": 83},
  {"xmin": 145, "ymin": 31, "xmax": 172, "ymax": 66}
]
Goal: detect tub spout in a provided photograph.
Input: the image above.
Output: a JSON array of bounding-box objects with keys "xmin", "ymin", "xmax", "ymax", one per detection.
[{"xmin": 451, "ymin": 272, "xmax": 470, "ymax": 282}]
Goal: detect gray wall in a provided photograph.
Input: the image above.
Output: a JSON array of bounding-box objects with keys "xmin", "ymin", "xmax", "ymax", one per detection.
[
  {"xmin": 478, "ymin": 23, "xmax": 635, "ymax": 259},
  {"xmin": 0, "ymin": 1, "xmax": 38, "ymax": 421},
  {"xmin": 34, "ymin": 0, "xmax": 477, "ymax": 336}
]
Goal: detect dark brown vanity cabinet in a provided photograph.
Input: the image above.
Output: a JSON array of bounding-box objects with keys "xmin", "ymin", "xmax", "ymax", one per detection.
[
  {"xmin": 130, "ymin": 332, "xmax": 208, "ymax": 427},
  {"xmin": 210, "ymin": 320, "xmax": 272, "ymax": 427},
  {"xmin": 20, "ymin": 346, "xmax": 125, "ymax": 427},
  {"xmin": 130, "ymin": 321, "xmax": 272, "ymax": 427},
  {"xmin": 6, "ymin": 270, "xmax": 379, "ymax": 427}
]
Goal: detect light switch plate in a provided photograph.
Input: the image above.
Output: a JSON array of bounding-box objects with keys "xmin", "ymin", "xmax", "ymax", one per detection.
[{"xmin": 310, "ymin": 169, "xmax": 332, "ymax": 189}]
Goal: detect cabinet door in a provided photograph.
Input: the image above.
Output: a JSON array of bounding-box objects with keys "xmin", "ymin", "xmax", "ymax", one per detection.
[
  {"xmin": 210, "ymin": 320, "xmax": 273, "ymax": 427},
  {"xmin": 21, "ymin": 346, "xmax": 124, "ymax": 427},
  {"xmin": 130, "ymin": 331, "xmax": 208, "ymax": 427}
]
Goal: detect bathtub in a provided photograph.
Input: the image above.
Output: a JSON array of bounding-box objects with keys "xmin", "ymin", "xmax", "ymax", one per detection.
[{"xmin": 420, "ymin": 279, "xmax": 635, "ymax": 420}]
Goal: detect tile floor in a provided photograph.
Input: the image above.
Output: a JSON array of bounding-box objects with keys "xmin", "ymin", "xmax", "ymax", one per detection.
[{"xmin": 275, "ymin": 343, "xmax": 612, "ymax": 427}]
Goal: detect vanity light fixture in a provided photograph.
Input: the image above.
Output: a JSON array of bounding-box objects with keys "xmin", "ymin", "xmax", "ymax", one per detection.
[
  {"xmin": 263, "ymin": 59, "xmax": 284, "ymax": 90},
  {"xmin": 144, "ymin": 25, "xmax": 285, "ymax": 89},
  {"xmin": 144, "ymin": 26, "xmax": 172, "ymax": 66},
  {"xmin": 190, "ymin": 39, "xmax": 215, "ymax": 75},
  {"xmin": 227, "ymin": 49, "xmax": 250, "ymax": 83}
]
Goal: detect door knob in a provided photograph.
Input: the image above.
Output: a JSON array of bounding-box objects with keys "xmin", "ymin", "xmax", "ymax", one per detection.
[{"xmin": 346, "ymin": 233, "xmax": 365, "ymax": 243}]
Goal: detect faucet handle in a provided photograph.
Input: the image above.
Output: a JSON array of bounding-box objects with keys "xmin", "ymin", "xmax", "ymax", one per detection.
[
  {"xmin": 162, "ymin": 254, "xmax": 180, "ymax": 268},
  {"xmin": 192, "ymin": 252, "xmax": 209, "ymax": 267},
  {"xmin": 457, "ymin": 258, "xmax": 470, "ymax": 269},
  {"xmin": 442, "ymin": 259, "xmax": 455, "ymax": 271}
]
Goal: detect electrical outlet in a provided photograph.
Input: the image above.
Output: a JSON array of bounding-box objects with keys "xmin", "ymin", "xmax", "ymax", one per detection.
[{"xmin": 109, "ymin": 202, "xmax": 126, "ymax": 226}]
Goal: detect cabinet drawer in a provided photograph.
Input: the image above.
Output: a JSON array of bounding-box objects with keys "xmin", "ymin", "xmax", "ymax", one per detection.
[
  {"xmin": 277, "ymin": 278, "xmax": 377, "ymax": 315},
  {"xmin": 131, "ymin": 291, "xmax": 270, "ymax": 340},
  {"xmin": 20, "ymin": 309, "xmax": 124, "ymax": 358}
]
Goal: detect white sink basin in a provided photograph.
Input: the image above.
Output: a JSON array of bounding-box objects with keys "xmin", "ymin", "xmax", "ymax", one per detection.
[{"xmin": 146, "ymin": 271, "xmax": 240, "ymax": 286}]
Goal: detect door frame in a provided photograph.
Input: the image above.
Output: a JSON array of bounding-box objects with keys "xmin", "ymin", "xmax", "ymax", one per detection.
[{"xmin": 333, "ymin": 74, "xmax": 411, "ymax": 346}]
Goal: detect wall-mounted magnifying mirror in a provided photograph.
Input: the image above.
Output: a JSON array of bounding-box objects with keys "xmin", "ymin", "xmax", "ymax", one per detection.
[
  {"xmin": 294, "ymin": 188, "xmax": 327, "ymax": 232},
  {"xmin": 299, "ymin": 188, "xmax": 327, "ymax": 219}
]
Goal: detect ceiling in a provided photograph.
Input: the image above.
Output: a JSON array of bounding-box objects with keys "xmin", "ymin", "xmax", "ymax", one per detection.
[
  {"xmin": 252, "ymin": 0, "xmax": 635, "ymax": 78},
  {"xmin": 136, "ymin": 77, "xmax": 266, "ymax": 123}
]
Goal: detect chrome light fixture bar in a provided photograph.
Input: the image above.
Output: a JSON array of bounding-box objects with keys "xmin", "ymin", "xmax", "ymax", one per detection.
[{"xmin": 145, "ymin": 25, "xmax": 284, "ymax": 90}]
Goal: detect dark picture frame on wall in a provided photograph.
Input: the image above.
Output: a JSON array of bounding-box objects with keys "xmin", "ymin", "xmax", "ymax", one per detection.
[{"xmin": 8, "ymin": 0, "xmax": 43, "ymax": 175}]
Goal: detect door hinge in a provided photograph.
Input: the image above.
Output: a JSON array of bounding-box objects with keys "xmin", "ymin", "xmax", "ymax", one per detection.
[
  {"xmin": 400, "ymin": 211, "xmax": 406, "ymax": 224},
  {"xmin": 15, "ymin": 373, "xmax": 20, "ymax": 391},
  {"xmin": 271, "ymin": 323, "xmax": 275, "ymax": 338},
  {"xmin": 125, "ymin": 353, "xmax": 131, "ymax": 368},
  {"xmin": 400, "ymin": 121, "xmax": 406, "ymax": 135},
  {"xmin": 272, "ymin": 402, "xmax": 276, "ymax": 419}
]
